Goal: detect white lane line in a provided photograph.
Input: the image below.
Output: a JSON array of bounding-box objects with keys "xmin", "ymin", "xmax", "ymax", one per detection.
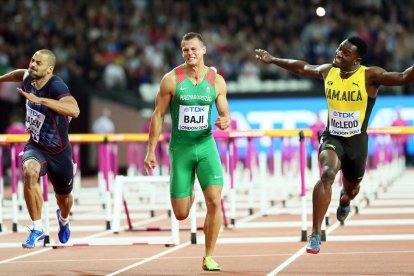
[
  {"xmin": 0, "ymin": 248, "xmax": 52, "ymax": 265},
  {"xmin": 5, "ymin": 250, "xmax": 414, "ymax": 265},
  {"xmin": 105, "ymin": 241, "xmax": 192, "ymax": 276},
  {"xmin": 267, "ymin": 204, "xmax": 359, "ymax": 275}
]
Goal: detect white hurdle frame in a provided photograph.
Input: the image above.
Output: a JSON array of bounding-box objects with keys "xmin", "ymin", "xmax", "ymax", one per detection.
[
  {"xmin": 0, "ymin": 146, "xmax": 3, "ymax": 232},
  {"xmin": 111, "ymin": 175, "xmax": 180, "ymax": 245}
]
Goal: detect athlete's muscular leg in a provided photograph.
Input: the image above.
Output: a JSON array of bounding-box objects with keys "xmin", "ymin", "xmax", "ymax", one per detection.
[
  {"xmin": 202, "ymin": 185, "xmax": 222, "ymax": 257},
  {"xmin": 340, "ymin": 177, "xmax": 361, "ymax": 207},
  {"xmin": 55, "ymin": 193, "xmax": 73, "ymax": 219},
  {"xmin": 23, "ymin": 159, "xmax": 43, "ymax": 221},
  {"xmin": 171, "ymin": 194, "xmax": 195, "ymax": 220},
  {"xmin": 312, "ymin": 150, "xmax": 341, "ymax": 235}
]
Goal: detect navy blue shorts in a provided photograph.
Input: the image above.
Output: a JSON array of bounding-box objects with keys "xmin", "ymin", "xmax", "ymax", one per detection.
[
  {"xmin": 22, "ymin": 142, "xmax": 74, "ymax": 195},
  {"xmin": 319, "ymin": 131, "xmax": 368, "ymax": 183}
]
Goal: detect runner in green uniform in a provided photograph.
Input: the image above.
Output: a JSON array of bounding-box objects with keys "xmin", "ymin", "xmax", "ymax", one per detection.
[{"xmin": 145, "ymin": 32, "xmax": 230, "ymax": 271}]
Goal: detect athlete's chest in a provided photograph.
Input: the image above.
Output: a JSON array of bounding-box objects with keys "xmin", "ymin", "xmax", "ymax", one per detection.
[{"xmin": 175, "ymin": 81, "xmax": 215, "ymax": 106}]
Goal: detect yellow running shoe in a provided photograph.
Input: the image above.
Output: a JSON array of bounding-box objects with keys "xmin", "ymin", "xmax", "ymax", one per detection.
[{"xmin": 202, "ymin": 256, "xmax": 221, "ymax": 271}]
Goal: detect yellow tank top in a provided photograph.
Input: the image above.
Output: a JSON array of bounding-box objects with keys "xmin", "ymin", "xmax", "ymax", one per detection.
[{"xmin": 324, "ymin": 65, "xmax": 375, "ymax": 137}]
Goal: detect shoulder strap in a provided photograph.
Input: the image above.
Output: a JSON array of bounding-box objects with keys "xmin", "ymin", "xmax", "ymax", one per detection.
[
  {"xmin": 175, "ymin": 65, "xmax": 186, "ymax": 85},
  {"xmin": 205, "ymin": 68, "xmax": 215, "ymax": 86}
]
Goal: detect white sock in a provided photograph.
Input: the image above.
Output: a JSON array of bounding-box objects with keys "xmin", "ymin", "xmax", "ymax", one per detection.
[
  {"xmin": 33, "ymin": 220, "xmax": 42, "ymax": 231},
  {"xmin": 59, "ymin": 214, "xmax": 69, "ymax": 226}
]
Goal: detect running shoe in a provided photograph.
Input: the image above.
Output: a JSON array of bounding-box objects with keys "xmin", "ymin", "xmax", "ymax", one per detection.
[
  {"xmin": 306, "ymin": 233, "xmax": 321, "ymax": 254},
  {"xmin": 56, "ymin": 209, "xmax": 71, "ymax": 243},
  {"xmin": 202, "ymin": 256, "xmax": 221, "ymax": 271},
  {"xmin": 22, "ymin": 228, "xmax": 45, "ymax": 248},
  {"xmin": 336, "ymin": 189, "xmax": 351, "ymax": 222}
]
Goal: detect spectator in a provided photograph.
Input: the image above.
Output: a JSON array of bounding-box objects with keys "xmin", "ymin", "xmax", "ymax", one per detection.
[{"xmin": 92, "ymin": 107, "xmax": 115, "ymax": 134}]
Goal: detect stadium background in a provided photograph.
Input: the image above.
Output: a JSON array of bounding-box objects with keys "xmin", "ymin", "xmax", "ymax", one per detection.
[{"xmin": 1, "ymin": 0, "xmax": 413, "ymax": 175}]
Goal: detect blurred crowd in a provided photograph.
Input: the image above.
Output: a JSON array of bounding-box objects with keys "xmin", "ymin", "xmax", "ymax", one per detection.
[{"xmin": 1, "ymin": 0, "xmax": 414, "ymax": 91}]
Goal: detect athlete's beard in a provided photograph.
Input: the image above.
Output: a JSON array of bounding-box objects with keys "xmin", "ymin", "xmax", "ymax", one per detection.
[{"xmin": 29, "ymin": 69, "xmax": 45, "ymax": 80}]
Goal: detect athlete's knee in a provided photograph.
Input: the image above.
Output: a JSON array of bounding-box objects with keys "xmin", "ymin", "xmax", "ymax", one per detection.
[
  {"xmin": 205, "ymin": 197, "xmax": 221, "ymax": 213},
  {"xmin": 23, "ymin": 162, "xmax": 40, "ymax": 184},
  {"xmin": 55, "ymin": 193, "xmax": 72, "ymax": 201},
  {"xmin": 320, "ymin": 167, "xmax": 337, "ymax": 186},
  {"xmin": 174, "ymin": 209, "xmax": 190, "ymax": 221},
  {"xmin": 171, "ymin": 199, "xmax": 191, "ymax": 220},
  {"xmin": 345, "ymin": 185, "xmax": 360, "ymax": 201}
]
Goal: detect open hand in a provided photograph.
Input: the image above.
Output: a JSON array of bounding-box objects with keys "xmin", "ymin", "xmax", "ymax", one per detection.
[{"xmin": 17, "ymin": 88, "xmax": 41, "ymax": 104}]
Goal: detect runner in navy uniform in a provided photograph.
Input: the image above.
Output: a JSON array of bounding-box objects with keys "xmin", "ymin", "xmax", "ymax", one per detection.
[{"xmin": 0, "ymin": 49, "xmax": 80, "ymax": 248}]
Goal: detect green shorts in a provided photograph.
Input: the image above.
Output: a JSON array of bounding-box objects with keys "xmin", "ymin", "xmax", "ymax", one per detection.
[{"xmin": 169, "ymin": 136, "xmax": 224, "ymax": 198}]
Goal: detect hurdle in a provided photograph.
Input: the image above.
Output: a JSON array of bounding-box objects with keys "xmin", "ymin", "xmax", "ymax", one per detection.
[
  {"xmin": 10, "ymin": 143, "xmax": 19, "ymax": 232},
  {"xmin": 111, "ymin": 175, "xmax": 180, "ymax": 245},
  {"xmin": 0, "ymin": 146, "xmax": 3, "ymax": 232},
  {"xmin": 41, "ymin": 175, "xmax": 51, "ymax": 245}
]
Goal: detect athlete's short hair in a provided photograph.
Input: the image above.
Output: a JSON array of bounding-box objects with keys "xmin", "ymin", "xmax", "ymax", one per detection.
[
  {"xmin": 182, "ymin": 32, "xmax": 204, "ymax": 45},
  {"xmin": 37, "ymin": 49, "xmax": 56, "ymax": 67},
  {"xmin": 347, "ymin": 36, "xmax": 368, "ymax": 58}
]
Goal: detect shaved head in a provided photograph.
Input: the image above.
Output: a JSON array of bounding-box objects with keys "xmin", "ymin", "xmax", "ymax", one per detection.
[{"xmin": 36, "ymin": 49, "xmax": 56, "ymax": 67}]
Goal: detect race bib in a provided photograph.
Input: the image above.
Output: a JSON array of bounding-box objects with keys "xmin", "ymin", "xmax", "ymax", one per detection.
[
  {"xmin": 26, "ymin": 104, "xmax": 46, "ymax": 143},
  {"xmin": 178, "ymin": 105, "xmax": 209, "ymax": 131},
  {"xmin": 328, "ymin": 109, "xmax": 361, "ymax": 137}
]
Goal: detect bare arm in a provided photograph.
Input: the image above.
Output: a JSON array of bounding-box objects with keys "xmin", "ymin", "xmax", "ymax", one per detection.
[
  {"xmin": 17, "ymin": 88, "xmax": 80, "ymax": 118},
  {"xmin": 0, "ymin": 69, "xmax": 26, "ymax": 82},
  {"xmin": 255, "ymin": 49, "xmax": 330, "ymax": 79},
  {"xmin": 214, "ymin": 74, "xmax": 231, "ymax": 130},
  {"xmin": 367, "ymin": 65, "xmax": 414, "ymax": 87},
  {"xmin": 144, "ymin": 72, "xmax": 174, "ymax": 174}
]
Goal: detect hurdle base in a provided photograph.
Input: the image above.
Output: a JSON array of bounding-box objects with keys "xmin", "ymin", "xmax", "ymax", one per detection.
[
  {"xmin": 13, "ymin": 223, "xmax": 18, "ymax": 232},
  {"xmin": 301, "ymin": 230, "xmax": 307, "ymax": 242},
  {"xmin": 230, "ymin": 218, "xmax": 236, "ymax": 227},
  {"xmin": 191, "ymin": 232, "xmax": 197, "ymax": 244},
  {"xmin": 321, "ymin": 230, "xmax": 326, "ymax": 242},
  {"xmin": 325, "ymin": 216, "xmax": 330, "ymax": 226},
  {"xmin": 0, "ymin": 224, "xmax": 2, "ymax": 232},
  {"xmin": 106, "ymin": 221, "xmax": 111, "ymax": 230},
  {"xmin": 43, "ymin": 235, "xmax": 50, "ymax": 246}
]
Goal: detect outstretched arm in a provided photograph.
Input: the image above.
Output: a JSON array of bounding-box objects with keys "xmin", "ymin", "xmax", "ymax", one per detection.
[
  {"xmin": 0, "ymin": 69, "xmax": 26, "ymax": 82},
  {"xmin": 368, "ymin": 65, "xmax": 414, "ymax": 86},
  {"xmin": 214, "ymin": 74, "xmax": 230, "ymax": 130},
  {"xmin": 255, "ymin": 49, "xmax": 330, "ymax": 79},
  {"xmin": 144, "ymin": 73, "xmax": 174, "ymax": 174}
]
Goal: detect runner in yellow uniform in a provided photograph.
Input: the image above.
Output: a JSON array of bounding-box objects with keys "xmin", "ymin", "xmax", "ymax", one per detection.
[{"xmin": 255, "ymin": 36, "xmax": 414, "ymax": 254}]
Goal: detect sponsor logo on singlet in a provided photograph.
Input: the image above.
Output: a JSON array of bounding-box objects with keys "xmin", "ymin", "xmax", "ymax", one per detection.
[
  {"xmin": 329, "ymin": 109, "xmax": 361, "ymax": 136},
  {"xmin": 178, "ymin": 105, "xmax": 209, "ymax": 131}
]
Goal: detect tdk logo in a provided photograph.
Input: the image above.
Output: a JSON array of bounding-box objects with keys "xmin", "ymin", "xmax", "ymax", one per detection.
[
  {"xmin": 184, "ymin": 107, "xmax": 206, "ymax": 112},
  {"xmin": 333, "ymin": 111, "xmax": 354, "ymax": 118}
]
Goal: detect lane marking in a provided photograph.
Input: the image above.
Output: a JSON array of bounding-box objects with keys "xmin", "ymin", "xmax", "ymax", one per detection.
[{"xmin": 106, "ymin": 241, "xmax": 192, "ymax": 276}]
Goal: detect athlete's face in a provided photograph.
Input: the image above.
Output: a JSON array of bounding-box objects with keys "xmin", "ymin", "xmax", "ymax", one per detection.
[
  {"xmin": 333, "ymin": 40, "xmax": 360, "ymax": 69},
  {"xmin": 28, "ymin": 52, "xmax": 53, "ymax": 80},
  {"xmin": 181, "ymin": 38, "xmax": 206, "ymax": 66}
]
